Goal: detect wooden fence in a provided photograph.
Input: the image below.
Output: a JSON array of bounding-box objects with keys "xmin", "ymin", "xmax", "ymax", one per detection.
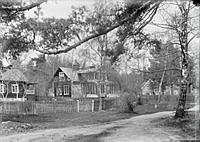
[
  {"xmin": 0, "ymin": 95, "xmax": 195, "ymax": 115},
  {"xmin": 0, "ymin": 98, "xmax": 117, "ymax": 115}
]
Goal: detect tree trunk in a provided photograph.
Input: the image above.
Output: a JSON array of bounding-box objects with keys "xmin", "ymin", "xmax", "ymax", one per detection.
[
  {"xmin": 175, "ymin": 2, "xmax": 191, "ymax": 118},
  {"xmin": 97, "ymin": 82, "xmax": 102, "ymax": 111},
  {"xmin": 158, "ymin": 62, "xmax": 167, "ymax": 102},
  {"xmin": 175, "ymin": 55, "xmax": 189, "ymax": 118},
  {"xmin": 175, "ymin": 80, "xmax": 187, "ymax": 117}
]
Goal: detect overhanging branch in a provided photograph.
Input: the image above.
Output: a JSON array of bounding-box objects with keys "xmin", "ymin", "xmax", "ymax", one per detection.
[
  {"xmin": 0, "ymin": 1, "xmax": 45, "ymax": 12},
  {"xmin": 34, "ymin": 1, "xmax": 161, "ymax": 55}
]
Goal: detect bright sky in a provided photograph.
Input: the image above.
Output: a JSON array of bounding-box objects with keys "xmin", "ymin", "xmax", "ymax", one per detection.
[
  {"xmin": 28, "ymin": 0, "xmax": 94, "ymax": 18},
  {"xmin": 26, "ymin": 0, "xmax": 123, "ymax": 18}
]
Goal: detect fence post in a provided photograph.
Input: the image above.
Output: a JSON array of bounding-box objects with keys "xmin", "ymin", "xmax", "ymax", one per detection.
[
  {"xmin": 91, "ymin": 100, "xmax": 94, "ymax": 112},
  {"xmin": 77, "ymin": 100, "xmax": 80, "ymax": 112},
  {"xmin": 0, "ymin": 103, "xmax": 2, "ymax": 130},
  {"xmin": 0, "ymin": 113, "xmax": 2, "ymax": 130}
]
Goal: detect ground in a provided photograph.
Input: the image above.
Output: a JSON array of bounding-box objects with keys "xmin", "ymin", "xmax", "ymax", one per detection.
[
  {"xmin": 0, "ymin": 111, "xmax": 195, "ymax": 142},
  {"xmin": 0, "ymin": 111, "xmax": 137, "ymax": 136},
  {"xmin": 155, "ymin": 111, "xmax": 198, "ymax": 139}
]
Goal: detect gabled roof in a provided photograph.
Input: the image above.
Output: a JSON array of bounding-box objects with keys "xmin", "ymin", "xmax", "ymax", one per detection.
[
  {"xmin": 0, "ymin": 69, "xmax": 29, "ymax": 82},
  {"xmin": 59, "ymin": 67, "xmax": 79, "ymax": 81},
  {"xmin": 141, "ymin": 79, "xmax": 153, "ymax": 89}
]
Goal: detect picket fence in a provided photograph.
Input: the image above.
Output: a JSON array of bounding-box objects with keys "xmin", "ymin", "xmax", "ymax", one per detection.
[
  {"xmin": 0, "ymin": 98, "xmax": 119, "ymax": 115},
  {"xmin": 0, "ymin": 95, "xmax": 195, "ymax": 115}
]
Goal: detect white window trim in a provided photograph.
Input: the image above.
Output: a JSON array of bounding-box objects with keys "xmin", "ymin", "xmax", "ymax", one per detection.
[
  {"xmin": 59, "ymin": 72, "xmax": 64, "ymax": 77},
  {"xmin": 64, "ymin": 85, "xmax": 70, "ymax": 95},
  {"xmin": 11, "ymin": 84, "xmax": 19, "ymax": 93},
  {"xmin": 0, "ymin": 83, "xmax": 5, "ymax": 93},
  {"xmin": 59, "ymin": 72, "xmax": 65, "ymax": 81}
]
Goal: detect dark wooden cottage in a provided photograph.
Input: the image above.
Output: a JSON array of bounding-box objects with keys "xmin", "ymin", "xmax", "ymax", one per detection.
[
  {"xmin": 0, "ymin": 68, "xmax": 37, "ymax": 101},
  {"xmin": 52, "ymin": 67, "xmax": 79, "ymax": 97},
  {"xmin": 52, "ymin": 65, "xmax": 120, "ymax": 98}
]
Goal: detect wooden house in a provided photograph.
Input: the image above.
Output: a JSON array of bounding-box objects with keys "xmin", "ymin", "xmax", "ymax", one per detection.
[
  {"xmin": 52, "ymin": 64, "xmax": 120, "ymax": 98},
  {"xmin": 141, "ymin": 79, "xmax": 156, "ymax": 95},
  {"xmin": 0, "ymin": 69, "xmax": 37, "ymax": 101}
]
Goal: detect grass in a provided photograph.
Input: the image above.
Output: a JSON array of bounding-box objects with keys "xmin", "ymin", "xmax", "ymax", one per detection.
[
  {"xmin": 0, "ymin": 111, "xmax": 137, "ymax": 136},
  {"xmin": 2, "ymin": 111, "xmax": 136, "ymax": 126},
  {"xmin": 0, "ymin": 103, "xmax": 186, "ymax": 137},
  {"xmin": 153, "ymin": 111, "xmax": 198, "ymax": 140}
]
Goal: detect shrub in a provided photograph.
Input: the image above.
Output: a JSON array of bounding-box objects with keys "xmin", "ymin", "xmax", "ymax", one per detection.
[
  {"xmin": 137, "ymin": 97, "xmax": 143, "ymax": 105},
  {"xmin": 118, "ymin": 91, "xmax": 137, "ymax": 113}
]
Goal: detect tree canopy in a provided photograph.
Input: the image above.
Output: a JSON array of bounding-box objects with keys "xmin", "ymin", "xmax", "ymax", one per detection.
[
  {"xmin": 1, "ymin": 0, "xmax": 161, "ymax": 58},
  {"xmin": 145, "ymin": 41, "xmax": 182, "ymax": 90}
]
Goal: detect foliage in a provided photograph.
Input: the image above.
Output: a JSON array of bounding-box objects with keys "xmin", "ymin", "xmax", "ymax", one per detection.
[
  {"xmin": 0, "ymin": 0, "xmax": 46, "ymax": 22},
  {"xmin": 119, "ymin": 91, "xmax": 137, "ymax": 113},
  {"xmin": 145, "ymin": 41, "xmax": 182, "ymax": 90},
  {"xmin": 1, "ymin": 1, "xmax": 160, "ymax": 58},
  {"xmin": 104, "ymin": 42, "xmax": 127, "ymax": 65}
]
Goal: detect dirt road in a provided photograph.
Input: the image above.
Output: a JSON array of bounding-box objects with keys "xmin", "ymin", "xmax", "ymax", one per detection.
[{"xmin": 0, "ymin": 111, "xmax": 185, "ymax": 142}]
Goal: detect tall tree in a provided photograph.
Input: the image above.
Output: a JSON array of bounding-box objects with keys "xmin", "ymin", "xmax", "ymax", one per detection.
[{"xmin": 152, "ymin": 1, "xmax": 199, "ymax": 117}]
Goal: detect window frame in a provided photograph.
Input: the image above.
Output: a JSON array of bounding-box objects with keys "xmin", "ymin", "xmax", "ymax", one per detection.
[
  {"xmin": 100, "ymin": 84, "xmax": 105, "ymax": 94},
  {"xmin": 0, "ymin": 83, "xmax": 5, "ymax": 93},
  {"xmin": 57, "ymin": 87, "xmax": 62, "ymax": 96},
  {"xmin": 59, "ymin": 72, "xmax": 65, "ymax": 81},
  {"xmin": 11, "ymin": 84, "xmax": 19, "ymax": 93},
  {"xmin": 63, "ymin": 85, "xmax": 70, "ymax": 95}
]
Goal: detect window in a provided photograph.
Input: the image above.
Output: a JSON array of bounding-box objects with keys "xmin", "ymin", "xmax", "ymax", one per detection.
[
  {"xmin": 59, "ymin": 72, "xmax": 65, "ymax": 81},
  {"xmin": 89, "ymin": 83, "xmax": 96, "ymax": 94},
  {"xmin": 64, "ymin": 85, "xmax": 70, "ymax": 95},
  {"xmin": 87, "ymin": 72, "xmax": 95, "ymax": 80},
  {"xmin": 100, "ymin": 84, "xmax": 105, "ymax": 94},
  {"xmin": 0, "ymin": 84, "xmax": 5, "ymax": 93},
  {"xmin": 57, "ymin": 87, "xmax": 62, "ymax": 96},
  {"xmin": 110, "ymin": 84, "xmax": 115, "ymax": 94},
  {"xmin": 11, "ymin": 84, "xmax": 19, "ymax": 93},
  {"xmin": 106, "ymin": 74, "xmax": 111, "ymax": 81},
  {"xmin": 94, "ymin": 72, "xmax": 98, "ymax": 80}
]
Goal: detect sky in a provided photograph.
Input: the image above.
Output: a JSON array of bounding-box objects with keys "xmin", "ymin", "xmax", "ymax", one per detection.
[
  {"xmin": 26, "ymin": 0, "xmax": 124, "ymax": 18},
  {"xmin": 2, "ymin": 0, "xmax": 199, "ymax": 72},
  {"xmin": 26, "ymin": 0, "xmax": 95, "ymax": 18}
]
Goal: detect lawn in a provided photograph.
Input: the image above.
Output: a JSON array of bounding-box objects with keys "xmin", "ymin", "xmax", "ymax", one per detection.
[
  {"xmin": 0, "ymin": 111, "xmax": 138, "ymax": 136},
  {"xmin": 0, "ymin": 102, "xmax": 187, "ymax": 137},
  {"xmin": 154, "ymin": 111, "xmax": 199, "ymax": 140}
]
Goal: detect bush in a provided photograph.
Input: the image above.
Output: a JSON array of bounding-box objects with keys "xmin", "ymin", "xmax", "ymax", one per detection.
[
  {"xmin": 118, "ymin": 91, "xmax": 137, "ymax": 113},
  {"xmin": 137, "ymin": 97, "xmax": 143, "ymax": 105}
]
